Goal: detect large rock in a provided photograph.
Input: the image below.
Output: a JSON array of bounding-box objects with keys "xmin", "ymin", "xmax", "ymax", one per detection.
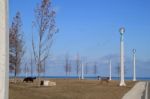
[
  {"xmin": 41, "ymin": 80, "xmax": 56, "ymax": 86},
  {"xmin": 48, "ymin": 81, "xmax": 56, "ymax": 86}
]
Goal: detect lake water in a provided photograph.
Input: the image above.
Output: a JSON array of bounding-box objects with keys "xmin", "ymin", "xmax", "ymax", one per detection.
[
  {"xmin": 11, "ymin": 76, "xmax": 150, "ymax": 81},
  {"xmin": 40, "ymin": 76, "xmax": 150, "ymax": 81}
]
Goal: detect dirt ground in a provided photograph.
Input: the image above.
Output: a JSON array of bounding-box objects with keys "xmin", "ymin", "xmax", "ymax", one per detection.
[{"xmin": 9, "ymin": 79, "xmax": 135, "ymax": 99}]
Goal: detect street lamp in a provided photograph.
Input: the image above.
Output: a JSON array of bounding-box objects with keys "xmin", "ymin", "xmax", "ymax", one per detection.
[
  {"xmin": 119, "ymin": 27, "xmax": 125, "ymax": 35},
  {"xmin": 119, "ymin": 27, "xmax": 126, "ymax": 86},
  {"xmin": 133, "ymin": 49, "xmax": 136, "ymax": 81},
  {"xmin": 0, "ymin": 0, "xmax": 9, "ymax": 98},
  {"xmin": 81, "ymin": 63, "xmax": 84, "ymax": 80},
  {"xmin": 109, "ymin": 60, "xmax": 112, "ymax": 81}
]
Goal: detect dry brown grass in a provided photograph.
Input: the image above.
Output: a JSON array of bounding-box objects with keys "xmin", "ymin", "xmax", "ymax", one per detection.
[{"xmin": 9, "ymin": 79, "xmax": 135, "ymax": 99}]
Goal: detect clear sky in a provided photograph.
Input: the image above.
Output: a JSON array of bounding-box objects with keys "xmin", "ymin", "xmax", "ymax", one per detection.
[{"xmin": 9, "ymin": 0, "xmax": 150, "ymax": 77}]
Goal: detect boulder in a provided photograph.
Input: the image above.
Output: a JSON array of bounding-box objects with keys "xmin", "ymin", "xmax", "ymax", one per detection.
[
  {"xmin": 48, "ymin": 81, "xmax": 56, "ymax": 86},
  {"xmin": 41, "ymin": 80, "xmax": 56, "ymax": 86}
]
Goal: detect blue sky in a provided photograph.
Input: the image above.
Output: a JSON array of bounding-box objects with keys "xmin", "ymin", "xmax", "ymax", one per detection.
[{"xmin": 9, "ymin": 0, "xmax": 150, "ymax": 77}]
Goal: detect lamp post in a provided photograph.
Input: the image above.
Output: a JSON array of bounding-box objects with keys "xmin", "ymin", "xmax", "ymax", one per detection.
[
  {"xmin": 81, "ymin": 63, "xmax": 84, "ymax": 80},
  {"xmin": 133, "ymin": 49, "xmax": 136, "ymax": 81},
  {"xmin": 109, "ymin": 60, "xmax": 112, "ymax": 81},
  {"xmin": 119, "ymin": 27, "xmax": 126, "ymax": 86},
  {"xmin": 0, "ymin": 0, "xmax": 9, "ymax": 99}
]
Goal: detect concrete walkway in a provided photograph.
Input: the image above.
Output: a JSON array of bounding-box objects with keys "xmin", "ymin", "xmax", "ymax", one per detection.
[{"xmin": 122, "ymin": 82, "xmax": 146, "ymax": 99}]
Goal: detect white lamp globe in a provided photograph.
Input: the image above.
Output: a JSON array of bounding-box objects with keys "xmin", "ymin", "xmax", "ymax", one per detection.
[
  {"xmin": 119, "ymin": 27, "xmax": 125, "ymax": 35},
  {"xmin": 133, "ymin": 49, "xmax": 136, "ymax": 53}
]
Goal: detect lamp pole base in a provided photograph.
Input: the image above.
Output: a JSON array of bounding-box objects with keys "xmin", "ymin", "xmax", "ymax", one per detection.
[
  {"xmin": 133, "ymin": 79, "xmax": 136, "ymax": 81},
  {"xmin": 120, "ymin": 82, "xmax": 126, "ymax": 86}
]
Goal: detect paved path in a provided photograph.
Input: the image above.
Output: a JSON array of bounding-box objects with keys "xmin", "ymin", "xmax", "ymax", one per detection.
[
  {"xmin": 148, "ymin": 82, "xmax": 150, "ymax": 99},
  {"xmin": 122, "ymin": 82, "xmax": 146, "ymax": 99},
  {"xmin": 141, "ymin": 82, "xmax": 150, "ymax": 99}
]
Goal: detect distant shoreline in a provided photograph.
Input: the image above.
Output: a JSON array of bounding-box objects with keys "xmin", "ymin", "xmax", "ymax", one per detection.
[{"xmin": 9, "ymin": 76, "xmax": 150, "ymax": 81}]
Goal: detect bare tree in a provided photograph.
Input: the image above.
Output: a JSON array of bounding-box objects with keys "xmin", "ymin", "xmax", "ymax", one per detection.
[
  {"xmin": 32, "ymin": 0, "xmax": 57, "ymax": 81},
  {"xmin": 76, "ymin": 53, "xmax": 81, "ymax": 76},
  {"xmin": 65, "ymin": 54, "xmax": 69, "ymax": 76},
  {"xmin": 115, "ymin": 63, "xmax": 120, "ymax": 78},
  {"xmin": 43, "ymin": 58, "xmax": 46, "ymax": 77},
  {"xmin": 115, "ymin": 63, "xmax": 127, "ymax": 79},
  {"xmin": 85, "ymin": 62, "xmax": 88, "ymax": 74},
  {"xmin": 29, "ymin": 53, "xmax": 34, "ymax": 77},
  {"xmin": 23, "ymin": 62, "xmax": 30, "ymax": 77},
  {"xmin": 9, "ymin": 12, "xmax": 25, "ymax": 82},
  {"xmin": 93, "ymin": 62, "xmax": 98, "ymax": 75},
  {"xmin": 68, "ymin": 61, "xmax": 72, "ymax": 75}
]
